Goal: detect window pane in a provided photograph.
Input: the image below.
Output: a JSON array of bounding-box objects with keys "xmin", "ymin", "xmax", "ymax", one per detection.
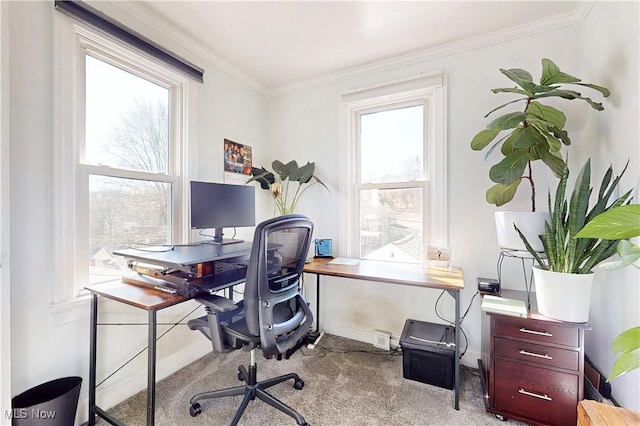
[
  {"xmin": 85, "ymin": 55, "xmax": 170, "ymax": 173},
  {"xmin": 89, "ymin": 175, "xmax": 171, "ymax": 284},
  {"xmin": 360, "ymin": 105, "xmax": 423, "ymax": 183},
  {"xmin": 359, "ymin": 188, "xmax": 423, "ymax": 263}
]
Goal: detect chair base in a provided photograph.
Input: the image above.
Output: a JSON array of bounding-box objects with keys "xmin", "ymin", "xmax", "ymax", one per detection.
[{"xmin": 189, "ymin": 363, "xmax": 309, "ymax": 426}]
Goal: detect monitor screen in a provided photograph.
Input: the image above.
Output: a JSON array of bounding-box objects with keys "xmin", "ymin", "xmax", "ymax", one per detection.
[{"xmin": 190, "ymin": 181, "xmax": 255, "ymax": 244}]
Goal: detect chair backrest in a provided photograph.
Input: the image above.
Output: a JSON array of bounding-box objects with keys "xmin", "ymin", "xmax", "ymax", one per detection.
[{"xmin": 244, "ymin": 214, "xmax": 314, "ymax": 358}]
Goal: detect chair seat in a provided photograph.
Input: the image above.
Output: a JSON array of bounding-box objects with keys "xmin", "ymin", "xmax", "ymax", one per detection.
[{"xmin": 222, "ymin": 317, "xmax": 260, "ymax": 348}]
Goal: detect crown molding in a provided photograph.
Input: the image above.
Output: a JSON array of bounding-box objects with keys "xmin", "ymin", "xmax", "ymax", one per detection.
[
  {"xmin": 269, "ymin": 9, "xmax": 583, "ymax": 97},
  {"xmin": 575, "ymin": 0, "xmax": 597, "ymax": 24},
  {"xmin": 91, "ymin": 0, "xmax": 590, "ymax": 99},
  {"xmin": 95, "ymin": 0, "xmax": 268, "ymax": 95}
]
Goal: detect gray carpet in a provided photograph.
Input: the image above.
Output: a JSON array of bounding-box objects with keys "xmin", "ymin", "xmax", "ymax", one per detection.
[{"xmin": 101, "ymin": 335, "xmax": 525, "ymax": 425}]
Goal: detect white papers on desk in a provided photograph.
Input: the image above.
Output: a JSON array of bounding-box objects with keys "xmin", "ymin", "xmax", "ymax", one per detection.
[
  {"xmin": 328, "ymin": 257, "xmax": 361, "ymax": 266},
  {"xmin": 481, "ymin": 295, "xmax": 527, "ymax": 318}
]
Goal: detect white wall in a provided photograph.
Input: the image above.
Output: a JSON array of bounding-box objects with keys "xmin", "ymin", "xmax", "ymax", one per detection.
[
  {"xmin": 268, "ymin": 27, "xmax": 580, "ymax": 362},
  {"xmin": 578, "ymin": 1, "xmax": 640, "ymax": 410},
  {"xmin": 6, "ymin": 0, "xmax": 638, "ymax": 421},
  {"xmin": 0, "ymin": 0, "xmax": 12, "ymax": 421},
  {"xmin": 7, "ymin": 1, "xmax": 267, "ymax": 424},
  {"xmin": 267, "ymin": 2, "xmax": 640, "ymax": 411}
]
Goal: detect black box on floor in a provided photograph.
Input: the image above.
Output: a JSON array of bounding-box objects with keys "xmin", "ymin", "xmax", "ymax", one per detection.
[{"xmin": 399, "ymin": 319, "xmax": 455, "ymax": 390}]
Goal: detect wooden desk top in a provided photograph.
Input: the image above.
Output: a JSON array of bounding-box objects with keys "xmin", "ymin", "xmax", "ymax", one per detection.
[
  {"xmin": 303, "ymin": 258, "xmax": 464, "ymax": 291},
  {"xmin": 578, "ymin": 400, "xmax": 640, "ymax": 425},
  {"xmin": 86, "ymin": 281, "xmax": 188, "ymax": 311}
]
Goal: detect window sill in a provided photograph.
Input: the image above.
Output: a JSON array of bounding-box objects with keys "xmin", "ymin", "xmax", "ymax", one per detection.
[{"xmin": 50, "ymin": 294, "xmax": 92, "ymax": 326}]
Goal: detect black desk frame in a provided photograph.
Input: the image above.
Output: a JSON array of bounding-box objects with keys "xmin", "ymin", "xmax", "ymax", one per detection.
[
  {"xmin": 303, "ymin": 259, "xmax": 464, "ymax": 410},
  {"xmin": 88, "ymin": 242, "xmax": 253, "ymax": 426},
  {"xmin": 87, "ymin": 286, "xmax": 188, "ymax": 426}
]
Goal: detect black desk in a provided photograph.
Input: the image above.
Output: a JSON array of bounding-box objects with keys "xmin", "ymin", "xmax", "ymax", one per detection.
[
  {"xmin": 113, "ymin": 241, "xmax": 253, "ymax": 270},
  {"xmin": 87, "ymin": 242, "xmax": 253, "ymax": 426}
]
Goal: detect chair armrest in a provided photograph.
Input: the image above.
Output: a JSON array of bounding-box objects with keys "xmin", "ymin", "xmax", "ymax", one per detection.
[{"xmin": 195, "ymin": 294, "xmax": 238, "ymax": 312}]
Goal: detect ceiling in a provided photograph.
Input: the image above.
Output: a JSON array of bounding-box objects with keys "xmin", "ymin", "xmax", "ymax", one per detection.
[{"xmin": 134, "ymin": 1, "xmax": 583, "ymax": 93}]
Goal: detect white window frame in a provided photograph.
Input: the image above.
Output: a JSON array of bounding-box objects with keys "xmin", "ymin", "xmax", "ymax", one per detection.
[
  {"xmin": 52, "ymin": 14, "xmax": 196, "ymax": 315},
  {"xmin": 339, "ymin": 73, "xmax": 448, "ymax": 259}
]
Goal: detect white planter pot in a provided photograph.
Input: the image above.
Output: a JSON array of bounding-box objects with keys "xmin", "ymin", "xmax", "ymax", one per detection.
[
  {"xmin": 533, "ymin": 265, "xmax": 594, "ymax": 323},
  {"xmin": 495, "ymin": 211, "xmax": 549, "ymax": 253}
]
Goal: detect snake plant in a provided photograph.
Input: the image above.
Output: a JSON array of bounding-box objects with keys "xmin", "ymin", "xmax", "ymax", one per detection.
[
  {"xmin": 515, "ymin": 159, "xmax": 632, "ymax": 273},
  {"xmin": 471, "ymin": 59, "xmax": 610, "ymax": 211}
]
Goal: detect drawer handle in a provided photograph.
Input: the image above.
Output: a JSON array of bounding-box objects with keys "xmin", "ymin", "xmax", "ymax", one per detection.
[
  {"xmin": 519, "ymin": 349, "xmax": 553, "ymax": 360},
  {"xmin": 519, "ymin": 327, "xmax": 553, "ymax": 337},
  {"xmin": 518, "ymin": 388, "xmax": 552, "ymax": 401}
]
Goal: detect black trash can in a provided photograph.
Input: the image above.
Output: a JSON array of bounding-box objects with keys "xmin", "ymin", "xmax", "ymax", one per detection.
[{"xmin": 11, "ymin": 376, "xmax": 82, "ymax": 425}]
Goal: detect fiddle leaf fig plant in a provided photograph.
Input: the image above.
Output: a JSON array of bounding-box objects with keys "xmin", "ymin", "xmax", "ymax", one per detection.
[{"xmin": 471, "ymin": 58, "xmax": 610, "ymax": 211}]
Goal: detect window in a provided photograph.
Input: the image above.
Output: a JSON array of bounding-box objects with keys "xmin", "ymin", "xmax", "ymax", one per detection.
[
  {"xmin": 340, "ymin": 74, "xmax": 447, "ymax": 263},
  {"xmin": 53, "ymin": 18, "xmax": 195, "ymax": 305}
]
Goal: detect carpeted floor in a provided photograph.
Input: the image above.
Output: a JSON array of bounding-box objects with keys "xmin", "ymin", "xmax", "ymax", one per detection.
[{"xmin": 99, "ymin": 334, "xmax": 525, "ymax": 425}]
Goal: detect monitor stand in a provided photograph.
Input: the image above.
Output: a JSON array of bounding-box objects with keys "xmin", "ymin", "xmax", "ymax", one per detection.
[{"xmin": 212, "ymin": 228, "xmax": 244, "ymax": 245}]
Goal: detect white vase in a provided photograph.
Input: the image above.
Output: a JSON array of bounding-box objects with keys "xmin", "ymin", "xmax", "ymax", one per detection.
[
  {"xmin": 495, "ymin": 211, "xmax": 549, "ymax": 253},
  {"xmin": 532, "ymin": 265, "xmax": 594, "ymax": 323}
]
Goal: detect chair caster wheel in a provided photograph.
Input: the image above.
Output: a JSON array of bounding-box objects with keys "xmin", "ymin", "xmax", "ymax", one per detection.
[
  {"xmin": 495, "ymin": 414, "xmax": 507, "ymax": 422},
  {"xmin": 238, "ymin": 371, "xmax": 244, "ymax": 381},
  {"xmin": 189, "ymin": 403, "xmax": 202, "ymax": 417},
  {"xmin": 293, "ymin": 378, "xmax": 304, "ymax": 390}
]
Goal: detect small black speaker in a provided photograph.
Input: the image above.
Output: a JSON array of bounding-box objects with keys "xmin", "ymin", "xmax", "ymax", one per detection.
[{"xmin": 399, "ymin": 319, "xmax": 455, "ymax": 390}]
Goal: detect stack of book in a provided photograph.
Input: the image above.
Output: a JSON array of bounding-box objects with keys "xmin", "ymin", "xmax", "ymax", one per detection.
[{"xmin": 481, "ymin": 295, "xmax": 527, "ymax": 318}]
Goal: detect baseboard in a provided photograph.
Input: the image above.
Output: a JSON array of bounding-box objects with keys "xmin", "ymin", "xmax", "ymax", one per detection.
[
  {"xmin": 76, "ymin": 323, "xmax": 481, "ymax": 424},
  {"xmin": 321, "ymin": 320, "xmax": 402, "ymax": 348},
  {"xmin": 321, "ymin": 320, "xmax": 480, "ymax": 368},
  {"xmin": 76, "ymin": 339, "xmax": 211, "ymax": 425}
]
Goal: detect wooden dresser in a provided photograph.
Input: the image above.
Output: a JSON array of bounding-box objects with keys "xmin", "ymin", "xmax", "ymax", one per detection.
[{"xmin": 479, "ymin": 291, "xmax": 589, "ymax": 426}]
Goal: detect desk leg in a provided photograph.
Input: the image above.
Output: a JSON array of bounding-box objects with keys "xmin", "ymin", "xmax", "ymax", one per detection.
[
  {"xmin": 147, "ymin": 310, "xmax": 157, "ymax": 425},
  {"xmin": 315, "ymin": 274, "xmax": 320, "ymax": 332},
  {"xmin": 454, "ymin": 290, "xmax": 460, "ymax": 410},
  {"xmin": 88, "ymin": 294, "xmax": 98, "ymax": 426}
]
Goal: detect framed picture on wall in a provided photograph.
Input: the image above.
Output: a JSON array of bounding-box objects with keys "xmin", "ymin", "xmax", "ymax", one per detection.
[{"xmin": 224, "ymin": 139, "xmax": 252, "ymax": 184}]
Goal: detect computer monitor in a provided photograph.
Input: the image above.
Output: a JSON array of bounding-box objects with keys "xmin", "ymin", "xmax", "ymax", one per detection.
[{"xmin": 190, "ymin": 181, "xmax": 256, "ymax": 245}]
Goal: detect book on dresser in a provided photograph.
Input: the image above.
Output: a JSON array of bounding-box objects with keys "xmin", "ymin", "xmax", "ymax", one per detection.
[{"xmin": 481, "ymin": 294, "xmax": 527, "ymax": 317}]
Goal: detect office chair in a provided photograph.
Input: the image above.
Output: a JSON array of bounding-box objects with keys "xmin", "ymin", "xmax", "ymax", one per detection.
[{"xmin": 188, "ymin": 214, "xmax": 314, "ymax": 426}]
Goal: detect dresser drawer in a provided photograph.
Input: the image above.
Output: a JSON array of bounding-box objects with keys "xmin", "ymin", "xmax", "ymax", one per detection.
[
  {"xmin": 495, "ymin": 337, "xmax": 580, "ymax": 371},
  {"xmin": 495, "ymin": 359, "xmax": 579, "ymax": 426},
  {"xmin": 494, "ymin": 315, "xmax": 579, "ymax": 347}
]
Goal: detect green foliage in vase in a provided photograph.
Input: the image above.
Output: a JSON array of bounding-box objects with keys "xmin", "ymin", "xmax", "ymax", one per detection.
[
  {"xmin": 247, "ymin": 160, "xmax": 329, "ymax": 216},
  {"xmin": 576, "ymin": 203, "xmax": 640, "ymax": 381},
  {"xmin": 514, "ymin": 159, "xmax": 632, "ymax": 273},
  {"xmin": 471, "ymin": 59, "xmax": 610, "ymax": 210},
  {"xmin": 608, "ymin": 326, "xmax": 640, "ymax": 382},
  {"xmin": 576, "ymin": 204, "xmax": 640, "ymax": 270}
]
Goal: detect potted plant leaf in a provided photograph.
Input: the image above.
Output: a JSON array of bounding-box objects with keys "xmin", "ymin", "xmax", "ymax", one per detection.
[
  {"xmin": 247, "ymin": 160, "xmax": 329, "ymax": 216},
  {"xmin": 575, "ymin": 204, "xmax": 640, "ymax": 381},
  {"xmin": 514, "ymin": 159, "xmax": 633, "ymax": 322},
  {"xmin": 471, "ymin": 58, "xmax": 610, "ymax": 252}
]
